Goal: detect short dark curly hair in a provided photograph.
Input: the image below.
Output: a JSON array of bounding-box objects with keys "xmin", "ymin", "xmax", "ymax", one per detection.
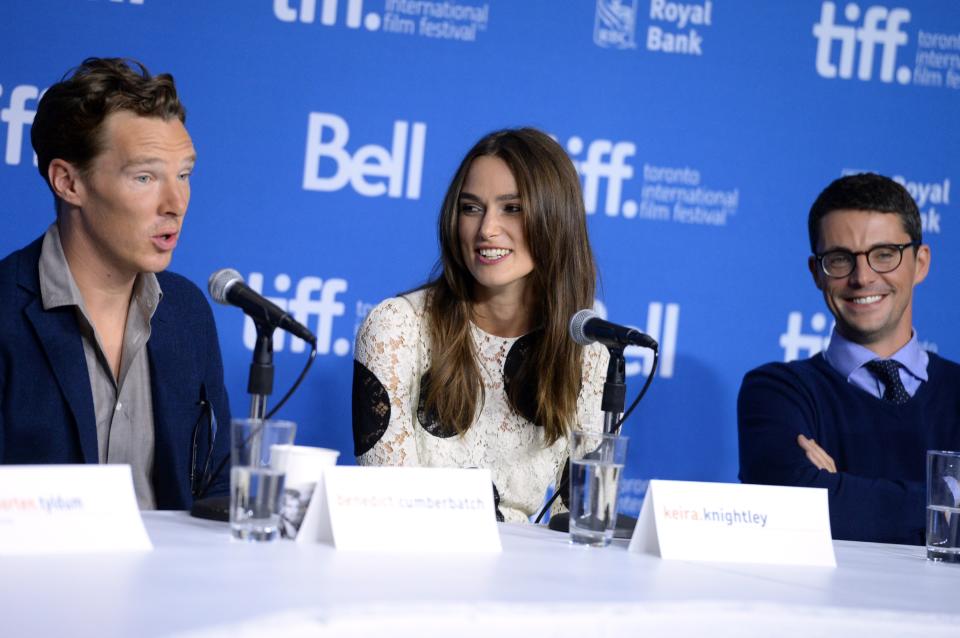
[
  {"xmin": 808, "ymin": 172, "xmax": 922, "ymax": 252},
  {"xmin": 31, "ymin": 57, "xmax": 186, "ymax": 189}
]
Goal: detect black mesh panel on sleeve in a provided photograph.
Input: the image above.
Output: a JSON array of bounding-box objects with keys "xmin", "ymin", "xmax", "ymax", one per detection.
[{"xmin": 352, "ymin": 361, "xmax": 391, "ymax": 457}]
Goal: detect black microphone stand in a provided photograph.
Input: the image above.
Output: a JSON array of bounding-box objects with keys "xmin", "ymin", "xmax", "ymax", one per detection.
[
  {"xmin": 248, "ymin": 322, "xmax": 275, "ymax": 420},
  {"xmin": 190, "ymin": 319, "xmax": 278, "ymax": 522},
  {"xmin": 601, "ymin": 346, "xmax": 626, "ymax": 434},
  {"xmin": 542, "ymin": 337, "xmax": 659, "ymax": 534}
]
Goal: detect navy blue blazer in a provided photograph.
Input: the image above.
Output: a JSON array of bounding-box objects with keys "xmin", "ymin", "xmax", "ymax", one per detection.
[{"xmin": 0, "ymin": 237, "xmax": 231, "ymax": 509}]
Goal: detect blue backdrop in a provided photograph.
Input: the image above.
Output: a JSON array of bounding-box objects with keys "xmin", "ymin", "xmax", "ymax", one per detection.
[{"xmin": 2, "ymin": 0, "xmax": 957, "ymax": 515}]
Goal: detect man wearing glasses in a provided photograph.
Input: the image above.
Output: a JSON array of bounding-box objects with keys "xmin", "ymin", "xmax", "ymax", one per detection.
[
  {"xmin": 0, "ymin": 58, "xmax": 230, "ymax": 509},
  {"xmin": 738, "ymin": 172, "xmax": 960, "ymax": 544}
]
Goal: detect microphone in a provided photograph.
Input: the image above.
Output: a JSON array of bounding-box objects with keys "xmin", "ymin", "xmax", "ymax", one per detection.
[
  {"xmin": 569, "ymin": 309, "xmax": 658, "ymax": 350},
  {"xmin": 208, "ymin": 268, "xmax": 316, "ymax": 345}
]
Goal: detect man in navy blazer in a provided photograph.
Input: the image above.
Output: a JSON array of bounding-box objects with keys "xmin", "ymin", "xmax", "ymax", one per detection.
[{"xmin": 0, "ymin": 58, "xmax": 230, "ymax": 509}]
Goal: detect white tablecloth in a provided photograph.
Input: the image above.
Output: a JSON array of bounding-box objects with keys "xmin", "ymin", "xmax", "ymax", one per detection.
[{"xmin": 2, "ymin": 512, "xmax": 958, "ymax": 637}]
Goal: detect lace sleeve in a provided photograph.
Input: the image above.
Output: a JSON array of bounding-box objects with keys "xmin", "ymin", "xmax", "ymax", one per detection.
[
  {"xmin": 352, "ymin": 297, "xmax": 422, "ymax": 466},
  {"xmin": 576, "ymin": 343, "xmax": 609, "ymax": 434}
]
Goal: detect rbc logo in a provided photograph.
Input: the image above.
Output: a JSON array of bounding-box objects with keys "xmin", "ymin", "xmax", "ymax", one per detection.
[
  {"xmin": 302, "ymin": 112, "xmax": 426, "ymax": 199},
  {"xmin": 594, "ymin": 0, "xmax": 638, "ymax": 50},
  {"xmin": 242, "ymin": 272, "xmax": 350, "ymax": 356},
  {"xmin": 812, "ymin": 2, "xmax": 912, "ymax": 84},
  {"xmin": 780, "ymin": 311, "xmax": 832, "ymax": 362},
  {"xmin": 1, "ymin": 83, "xmax": 42, "ymax": 166}
]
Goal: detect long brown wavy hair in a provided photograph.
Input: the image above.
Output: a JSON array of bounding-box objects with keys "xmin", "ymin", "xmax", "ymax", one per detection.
[{"xmin": 422, "ymin": 128, "xmax": 597, "ymax": 444}]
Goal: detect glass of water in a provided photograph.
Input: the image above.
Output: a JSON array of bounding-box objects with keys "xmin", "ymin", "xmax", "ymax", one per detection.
[
  {"xmin": 927, "ymin": 450, "xmax": 960, "ymax": 563},
  {"xmin": 568, "ymin": 430, "xmax": 629, "ymax": 547},
  {"xmin": 230, "ymin": 418, "xmax": 296, "ymax": 541}
]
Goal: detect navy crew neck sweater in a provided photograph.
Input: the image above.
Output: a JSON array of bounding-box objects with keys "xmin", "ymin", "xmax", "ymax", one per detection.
[{"xmin": 738, "ymin": 352, "xmax": 960, "ymax": 545}]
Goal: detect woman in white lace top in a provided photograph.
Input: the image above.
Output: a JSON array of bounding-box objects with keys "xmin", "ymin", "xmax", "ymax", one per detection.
[{"xmin": 352, "ymin": 128, "xmax": 607, "ymax": 523}]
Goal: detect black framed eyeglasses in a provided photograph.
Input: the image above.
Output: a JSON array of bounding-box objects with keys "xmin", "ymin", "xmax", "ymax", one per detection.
[
  {"xmin": 190, "ymin": 387, "xmax": 217, "ymax": 499},
  {"xmin": 815, "ymin": 242, "xmax": 920, "ymax": 278}
]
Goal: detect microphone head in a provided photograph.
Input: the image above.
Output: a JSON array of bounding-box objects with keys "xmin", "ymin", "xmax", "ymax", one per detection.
[
  {"xmin": 569, "ymin": 308, "xmax": 598, "ymax": 346},
  {"xmin": 208, "ymin": 268, "xmax": 243, "ymax": 305}
]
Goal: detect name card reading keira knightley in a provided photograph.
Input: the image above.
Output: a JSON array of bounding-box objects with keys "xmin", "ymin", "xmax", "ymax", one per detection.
[
  {"xmin": 0, "ymin": 465, "xmax": 153, "ymax": 555},
  {"xmin": 628, "ymin": 479, "xmax": 836, "ymax": 567},
  {"xmin": 298, "ymin": 466, "xmax": 502, "ymax": 552}
]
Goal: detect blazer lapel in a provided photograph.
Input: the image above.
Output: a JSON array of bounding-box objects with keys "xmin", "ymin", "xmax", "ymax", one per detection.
[
  {"xmin": 147, "ymin": 297, "xmax": 193, "ymax": 507},
  {"xmin": 21, "ymin": 288, "xmax": 99, "ymax": 464}
]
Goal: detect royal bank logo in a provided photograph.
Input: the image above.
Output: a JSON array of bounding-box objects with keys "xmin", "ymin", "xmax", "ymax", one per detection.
[
  {"xmin": 242, "ymin": 272, "xmax": 350, "ymax": 356},
  {"xmin": 841, "ymin": 168, "xmax": 950, "ymax": 235},
  {"xmin": 594, "ymin": 0, "xmax": 638, "ymax": 50},
  {"xmin": 893, "ymin": 174, "xmax": 950, "ymax": 234},
  {"xmin": 274, "ymin": 0, "xmax": 490, "ymax": 42},
  {"xmin": 595, "ymin": 0, "xmax": 712, "ymax": 55},
  {"xmin": 647, "ymin": 0, "xmax": 712, "ymax": 55},
  {"xmin": 813, "ymin": 2, "xmax": 912, "ymax": 84}
]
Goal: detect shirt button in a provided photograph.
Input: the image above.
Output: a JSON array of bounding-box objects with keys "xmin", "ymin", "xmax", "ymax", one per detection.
[{"xmin": 115, "ymin": 402, "xmax": 122, "ymax": 411}]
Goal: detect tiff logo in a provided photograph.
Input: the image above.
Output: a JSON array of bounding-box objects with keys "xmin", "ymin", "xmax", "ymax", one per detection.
[
  {"xmin": 812, "ymin": 2, "xmax": 912, "ymax": 84},
  {"xmin": 1, "ymin": 84, "xmax": 42, "ymax": 166},
  {"xmin": 780, "ymin": 311, "xmax": 832, "ymax": 362},
  {"xmin": 274, "ymin": 0, "xmax": 382, "ymax": 31},
  {"xmin": 303, "ymin": 112, "xmax": 426, "ymax": 199},
  {"xmin": 563, "ymin": 134, "xmax": 636, "ymax": 216},
  {"xmin": 242, "ymin": 272, "xmax": 350, "ymax": 356},
  {"xmin": 595, "ymin": 300, "xmax": 679, "ymax": 378}
]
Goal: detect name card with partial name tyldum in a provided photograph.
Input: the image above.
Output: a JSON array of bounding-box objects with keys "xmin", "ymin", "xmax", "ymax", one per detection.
[
  {"xmin": 298, "ymin": 466, "xmax": 501, "ymax": 552},
  {"xmin": 0, "ymin": 465, "xmax": 153, "ymax": 554},
  {"xmin": 628, "ymin": 479, "xmax": 835, "ymax": 567}
]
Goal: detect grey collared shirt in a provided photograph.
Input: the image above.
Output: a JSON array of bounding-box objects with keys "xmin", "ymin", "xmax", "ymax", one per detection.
[{"xmin": 38, "ymin": 223, "xmax": 160, "ymax": 509}]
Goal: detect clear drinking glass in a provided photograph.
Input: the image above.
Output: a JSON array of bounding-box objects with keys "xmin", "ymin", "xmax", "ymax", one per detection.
[
  {"xmin": 230, "ymin": 419, "xmax": 296, "ymax": 541},
  {"xmin": 568, "ymin": 430, "xmax": 629, "ymax": 547},
  {"xmin": 926, "ymin": 450, "xmax": 960, "ymax": 563}
]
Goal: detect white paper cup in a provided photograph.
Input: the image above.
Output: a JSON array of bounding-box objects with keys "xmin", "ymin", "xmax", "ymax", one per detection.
[{"xmin": 270, "ymin": 445, "xmax": 339, "ymax": 539}]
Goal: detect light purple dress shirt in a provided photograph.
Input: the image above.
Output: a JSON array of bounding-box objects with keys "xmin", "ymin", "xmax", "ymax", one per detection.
[{"xmin": 822, "ymin": 328, "xmax": 929, "ymax": 399}]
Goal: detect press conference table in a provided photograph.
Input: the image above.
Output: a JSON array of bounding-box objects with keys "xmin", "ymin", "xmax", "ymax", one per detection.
[{"xmin": 2, "ymin": 512, "xmax": 958, "ymax": 637}]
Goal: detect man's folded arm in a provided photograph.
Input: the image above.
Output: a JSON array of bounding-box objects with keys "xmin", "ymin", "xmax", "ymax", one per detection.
[{"xmin": 737, "ymin": 367, "xmax": 924, "ymax": 544}]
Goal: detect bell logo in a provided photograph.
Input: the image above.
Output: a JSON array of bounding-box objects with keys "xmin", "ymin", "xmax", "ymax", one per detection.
[
  {"xmin": 594, "ymin": 300, "xmax": 679, "ymax": 379},
  {"xmin": 302, "ymin": 112, "xmax": 426, "ymax": 199},
  {"xmin": 812, "ymin": 2, "xmax": 912, "ymax": 84}
]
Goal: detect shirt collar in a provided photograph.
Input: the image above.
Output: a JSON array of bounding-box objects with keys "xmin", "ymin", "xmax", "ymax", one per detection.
[
  {"xmin": 824, "ymin": 327, "xmax": 929, "ymax": 382},
  {"xmin": 38, "ymin": 222, "xmax": 163, "ymax": 315},
  {"xmin": 39, "ymin": 223, "xmax": 85, "ymax": 310}
]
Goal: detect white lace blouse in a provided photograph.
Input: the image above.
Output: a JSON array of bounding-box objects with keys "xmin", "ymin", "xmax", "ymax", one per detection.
[{"xmin": 352, "ymin": 290, "xmax": 608, "ymax": 523}]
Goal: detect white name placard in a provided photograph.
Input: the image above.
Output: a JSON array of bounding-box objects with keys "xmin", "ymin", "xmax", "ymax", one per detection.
[
  {"xmin": 298, "ymin": 466, "xmax": 501, "ymax": 552},
  {"xmin": 628, "ymin": 479, "xmax": 835, "ymax": 567},
  {"xmin": 0, "ymin": 465, "xmax": 153, "ymax": 554}
]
